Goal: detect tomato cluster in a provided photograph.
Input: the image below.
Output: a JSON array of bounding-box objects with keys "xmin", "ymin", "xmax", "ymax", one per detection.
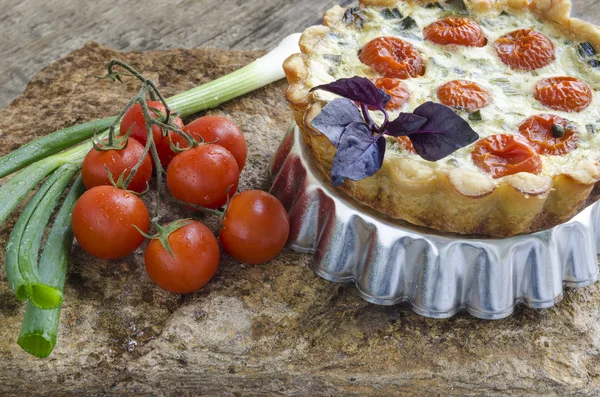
[
  {"xmin": 354, "ymin": 14, "xmax": 593, "ymax": 180},
  {"xmin": 74, "ymin": 106, "xmax": 290, "ymax": 295}
]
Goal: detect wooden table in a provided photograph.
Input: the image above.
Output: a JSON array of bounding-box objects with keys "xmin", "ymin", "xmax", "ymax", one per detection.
[{"xmin": 0, "ymin": 0, "xmax": 598, "ymax": 110}]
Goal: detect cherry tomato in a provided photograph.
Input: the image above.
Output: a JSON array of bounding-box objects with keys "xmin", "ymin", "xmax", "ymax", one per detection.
[
  {"xmin": 518, "ymin": 114, "xmax": 578, "ymax": 156},
  {"xmin": 145, "ymin": 221, "xmax": 220, "ymax": 294},
  {"xmin": 423, "ymin": 17, "xmax": 487, "ymax": 47},
  {"xmin": 120, "ymin": 101, "xmax": 185, "ymax": 167},
  {"xmin": 374, "ymin": 78, "xmax": 410, "ymax": 110},
  {"xmin": 82, "ymin": 137, "xmax": 152, "ymax": 193},
  {"xmin": 359, "ymin": 37, "xmax": 425, "ymax": 79},
  {"xmin": 437, "ymin": 80, "xmax": 491, "ymax": 112},
  {"xmin": 72, "ymin": 186, "xmax": 150, "ymax": 260},
  {"xmin": 472, "ymin": 135, "xmax": 542, "ymax": 178},
  {"xmin": 534, "ymin": 76, "xmax": 593, "ymax": 113},
  {"xmin": 219, "ymin": 190, "xmax": 289, "ymax": 265},
  {"xmin": 494, "ymin": 29, "xmax": 555, "ymax": 71},
  {"xmin": 166, "ymin": 144, "xmax": 240, "ymax": 209},
  {"xmin": 395, "ymin": 136, "xmax": 416, "ymax": 153},
  {"xmin": 168, "ymin": 116, "xmax": 247, "ymax": 170}
]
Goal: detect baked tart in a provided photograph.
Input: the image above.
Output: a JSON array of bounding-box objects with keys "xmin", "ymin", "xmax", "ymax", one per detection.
[{"xmin": 284, "ymin": 0, "xmax": 600, "ymax": 236}]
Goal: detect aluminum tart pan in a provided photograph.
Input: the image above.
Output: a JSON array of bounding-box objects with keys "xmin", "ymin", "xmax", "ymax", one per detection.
[{"xmin": 268, "ymin": 123, "xmax": 600, "ymax": 320}]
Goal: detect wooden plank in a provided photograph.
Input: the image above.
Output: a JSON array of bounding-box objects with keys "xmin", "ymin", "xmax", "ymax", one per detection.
[{"xmin": 0, "ymin": 0, "xmax": 597, "ymax": 109}]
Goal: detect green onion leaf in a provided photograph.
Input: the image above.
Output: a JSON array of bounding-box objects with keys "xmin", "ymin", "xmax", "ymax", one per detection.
[
  {"xmin": 0, "ymin": 116, "xmax": 115, "ymax": 180},
  {"xmin": 19, "ymin": 164, "xmax": 79, "ymax": 309},
  {"xmin": 18, "ymin": 175, "xmax": 85, "ymax": 358}
]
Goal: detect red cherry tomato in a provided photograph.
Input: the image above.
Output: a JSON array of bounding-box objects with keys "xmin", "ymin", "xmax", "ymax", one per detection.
[
  {"xmin": 437, "ymin": 80, "xmax": 491, "ymax": 112},
  {"xmin": 145, "ymin": 221, "xmax": 220, "ymax": 294},
  {"xmin": 120, "ymin": 101, "xmax": 185, "ymax": 167},
  {"xmin": 219, "ymin": 190, "xmax": 290, "ymax": 265},
  {"xmin": 359, "ymin": 37, "xmax": 426, "ymax": 79},
  {"xmin": 82, "ymin": 137, "xmax": 152, "ymax": 193},
  {"xmin": 534, "ymin": 76, "xmax": 593, "ymax": 113},
  {"xmin": 471, "ymin": 134, "xmax": 542, "ymax": 178},
  {"xmin": 169, "ymin": 116, "xmax": 247, "ymax": 171},
  {"xmin": 423, "ymin": 17, "xmax": 487, "ymax": 47},
  {"xmin": 518, "ymin": 114, "xmax": 579, "ymax": 156},
  {"xmin": 72, "ymin": 186, "xmax": 150, "ymax": 259},
  {"xmin": 494, "ymin": 29, "xmax": 555, "ymax": 71},
  {"xmin": 166, "ymin": 144, "xmax": 240, "ymax": 209}
]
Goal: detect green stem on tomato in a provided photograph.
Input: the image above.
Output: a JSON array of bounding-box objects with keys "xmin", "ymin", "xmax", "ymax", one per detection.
[
  {"xmin": 18, "ymin": 164, "xmax": 79, "ymax": 309},
  {"xmin": 18, "ymin": 175, "xmax": 86, "ymax": 358}
]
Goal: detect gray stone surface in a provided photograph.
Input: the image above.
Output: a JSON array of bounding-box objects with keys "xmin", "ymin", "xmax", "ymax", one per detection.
[{"xmin": 0, "ymin": 42, "xmax": 599, "ymax": 396}]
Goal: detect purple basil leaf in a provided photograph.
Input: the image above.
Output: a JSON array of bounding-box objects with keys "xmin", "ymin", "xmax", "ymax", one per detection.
[
  {"xmin": 385, "ymin": 113, "xmax": 428, "ymax": 136},
  {"xmin": 331, "ymin": 122, "xmax": 386, "ymax": 186},
  {"xmin": 310, "ymin": 76, "xmax": 391, "ymax": 110},
  {"xmin": 310, "ymin": 98, "xmax": 363, "ymax": 147},
  {"xmin": 408, "ymin": 102, "xmax": 479, "ymax": 161}
]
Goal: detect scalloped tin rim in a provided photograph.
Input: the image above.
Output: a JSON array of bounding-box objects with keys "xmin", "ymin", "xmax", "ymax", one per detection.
[{"xmin": 269, "ymin": 123, "xmax": 600, "ymax": 320}]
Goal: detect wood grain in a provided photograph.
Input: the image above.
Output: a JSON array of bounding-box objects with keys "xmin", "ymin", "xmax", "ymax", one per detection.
[{"xmin": 0, "ymin": 0, "xmax": 597, "ymax": 110}]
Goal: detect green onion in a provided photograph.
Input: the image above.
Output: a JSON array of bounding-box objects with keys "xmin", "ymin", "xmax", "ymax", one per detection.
[
  {"xmin": 167, "ymin": 34, "xmax": 299, "ymax": 117},
  {"xmin": 18, "ymin": 176, "xmax": 85, "ymax": 358},
  {"xmin": 0, "ymin": 138, "xmax": 91, "ymax": 227},
  {"xmin": 19, "ymin": 164, "xmax": 79, "ymax": 309},
  {"xmin": 0, "ymin": 117, "xmax": 115, "ymax": 180},
  {"xmin": 5, "ymin": 168, "xmax": 68, "ymax": 300}
]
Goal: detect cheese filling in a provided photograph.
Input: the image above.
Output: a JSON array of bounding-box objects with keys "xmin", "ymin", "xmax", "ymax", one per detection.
[{"xmin": 306, "ymin": 4, "xmax": 600, "ymax": 179}]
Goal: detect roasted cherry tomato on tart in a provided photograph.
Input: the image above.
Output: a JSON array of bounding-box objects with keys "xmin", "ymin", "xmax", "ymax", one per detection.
[
  {"xmin": 145, "ymin": 220, "xmax": 220, "ymax": 294},
  {"xmin": 437, "ymin": 80, "xmax": 491, "ymax": 112},
  {"xmin": 494, "ymin": 29, "xmax": 555, "ymax": 71},
  {"xmin": 166, "ymin": 144, "xmax": 240, "ymax": 209},
  {"xmin": 534, "ymin": 76, "xmax": 593, "ymax": 113},
  {"xmin": 423, "ymin": 17, "xmax": 487, "ymax": 47},
  {"xmin": 373, "ymin": 78, "xmax": 410, "ymax": 110},
  {"xmin": 518, "ymin": 114, "xmax": 579, "ymax": 156},
  {"xmin": 472, "ymin": 135, "xmax": 542, "ymax": 179},
  {"xmin": 395, "ymin": 136, "xmax": 416, "ymax": 153},
  {"xmin": 219, "ymin": 190, "xmax": 290, "ymax": 265},
  {"xmin": 173, "ymin": 116, "xmax": 248, "ymax": 170},
  {"xmin": 120, "ymin": 101, "xmax": 185, "ymax": 167},
  {"xmin": 72, "ymin": 185, "xmax": 150, "ymax": 260},
  {"xmin": 359, "ymin": 37, "xmax": 425, "ymax": 79}
]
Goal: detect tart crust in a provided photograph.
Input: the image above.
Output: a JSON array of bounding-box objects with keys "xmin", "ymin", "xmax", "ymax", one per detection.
[{"xmin": 284, "ymin": 0, "xmax": 600, "ymax": 236}]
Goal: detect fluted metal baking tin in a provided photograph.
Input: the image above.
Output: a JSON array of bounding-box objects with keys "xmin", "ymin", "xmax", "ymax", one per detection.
[{"xmin": 269, "ymin": 124, "xmax": 600, "ymax": 320}]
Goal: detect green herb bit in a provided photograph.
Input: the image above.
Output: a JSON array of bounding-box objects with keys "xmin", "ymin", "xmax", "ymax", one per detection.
[
  {"xmin": 552, "ymin": 123, "xmax": 565, "ymax": 138},
  {"xmin": 586, "ymin": 124, "xmax": 597, "ymax": 134},
  {"xmin": 489, "ymin": 77, "xmax": 519, "ymax": 96},
  {"xmin": 19, "ymin": 164, "xmax": 79, "ymax": 309},
  {"xmin": 468, "ymin": 110, "xmax": 482, "ymax": 122},
  {"xmin": 381, "ymin": 7, "xmax": 402, "ymax": 19},
  {"xmin": 398, "ymin": 16, "xmax": 417, "ymax": 30},
  {"xmin": 578, "ymin": 42, "xmax": 597, "ymax": 58},
  {"xmin": 323, "ymin": 54, "xmax": 342, "ymax": 65},
  {"xmin": 425, "ymin": 2, "xmax": 443, "ymax": 9},
  {"xmin": 500, "ymin": 10, "xmax": 511, "ymax": 17},
  {"xmin": 343, "ymin": 7, "xmax": 367, "ymax": 29},
  {"xmin": 18, "ymin": 176, "xmax": 85, "ymax": 358}
]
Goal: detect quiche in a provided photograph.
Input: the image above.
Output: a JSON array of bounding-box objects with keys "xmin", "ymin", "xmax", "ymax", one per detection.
[{"xmin": 284, "ymin": 0, "xmax": 600, "ymax": 236}]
